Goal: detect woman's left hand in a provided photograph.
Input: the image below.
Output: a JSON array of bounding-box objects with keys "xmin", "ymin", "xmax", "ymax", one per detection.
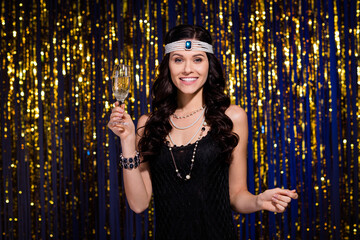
[{"xmin": 257, "ymin": 188, "xmax": 298, "ymax": 213}]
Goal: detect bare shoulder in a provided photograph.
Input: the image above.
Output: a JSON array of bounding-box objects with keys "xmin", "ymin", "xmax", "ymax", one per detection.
[
  {"xmin": 137, "ymin": 114, "xmax": 151, "ymax": 128},
  {"xmin": 136, "ymin": 113, "xmax": 151, "ymax": 137},
  {"xmin": 225, "ymin": 105, "xmax": 248, "ymax": 125}
]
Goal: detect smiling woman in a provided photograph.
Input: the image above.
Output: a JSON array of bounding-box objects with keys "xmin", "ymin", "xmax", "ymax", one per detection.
[
  {"xmin": 169, "ymin": 50, "xmax": 209, "ymax": 95},
  {"xmin": 108, "ymin": 25, "xmax": 298, "ymax": 239}
]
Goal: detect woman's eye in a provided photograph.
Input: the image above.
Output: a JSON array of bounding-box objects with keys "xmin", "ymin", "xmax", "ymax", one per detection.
[
  {"xmin": 194, "ymin": 58, "xmax": 202, "ymax": 62},
  {"xmin": 174, "ymin": 58, "xmax": 182, "ymax": 63}
]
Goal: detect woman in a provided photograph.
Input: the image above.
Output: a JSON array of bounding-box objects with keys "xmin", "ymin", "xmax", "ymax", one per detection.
[{"xmin": 108, "ymin": 25, "xmax": 298, "ymax": 239}]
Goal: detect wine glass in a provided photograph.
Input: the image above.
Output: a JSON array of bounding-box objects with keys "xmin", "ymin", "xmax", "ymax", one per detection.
[
  {"xmin": 112, "ymin": 63, "xmax": 131, "ymax": 105},
  {"xmin": 111, "ymin": 63, "xmax": 131, "ymax": 125}
]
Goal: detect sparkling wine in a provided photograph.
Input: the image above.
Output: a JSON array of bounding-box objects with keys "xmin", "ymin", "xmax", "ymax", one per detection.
[
  {"xmin": 113, "ymin": 88, "xmax": 129, "ymax": 102},
  {"xmin": 112, "ymin": 76, "xmax": 130, "ymax": 103}
]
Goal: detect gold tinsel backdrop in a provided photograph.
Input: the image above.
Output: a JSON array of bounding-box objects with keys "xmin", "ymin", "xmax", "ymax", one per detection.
[{"xmin": 0, "ymin": 0, "xmax": 359, "ymax": 239}]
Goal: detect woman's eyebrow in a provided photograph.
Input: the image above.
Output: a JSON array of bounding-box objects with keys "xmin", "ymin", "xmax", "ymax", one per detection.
[
  {"xmin": 171, "ymin": 53, "xmax": 206, "ymax": 57},
  {"xmin": 192, "ymin": 54, "xmax": 206, "ymax": 57},
  {"xmin": 171, "ymin": 53, "xmax": 183, "ymax": 57}
]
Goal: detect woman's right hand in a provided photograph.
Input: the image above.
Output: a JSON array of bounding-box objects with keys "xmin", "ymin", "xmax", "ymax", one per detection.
[{"xmin": 108, "ymin": 102, "xmax": 136, "ymax": 141}]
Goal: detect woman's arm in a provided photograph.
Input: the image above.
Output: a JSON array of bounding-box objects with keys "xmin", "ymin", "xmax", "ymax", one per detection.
[
  {"xmin": 226, "ymin": 105, "xmax": 297, "ymax": 214},
  {"xmin": 108, "ymin": 103, "xmax": 152, "ymax": 213}
]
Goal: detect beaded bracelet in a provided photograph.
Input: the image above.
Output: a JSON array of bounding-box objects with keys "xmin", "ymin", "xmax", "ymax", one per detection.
[{"xmin": 119, "ymin": 151, "xmax": 140, "ymax": 169}]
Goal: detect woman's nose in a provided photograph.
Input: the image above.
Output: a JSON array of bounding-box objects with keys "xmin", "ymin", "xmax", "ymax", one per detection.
[{"xmin": 183, "ymin": 61, "xmax": 192, "ymax": 73}]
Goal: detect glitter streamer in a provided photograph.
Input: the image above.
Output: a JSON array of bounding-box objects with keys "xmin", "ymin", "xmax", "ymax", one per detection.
[
  {"xmin": 328, "ymin": 1, "xmax": 341, "ymax": 239},
  {"xmin": 302, "ymin": 0, "xmax": 316, "ymax": 238},
  {"xmin": 242, "ymin": 1, "xmax": 257, "ymax": 239},
  {"xmin": 0, "ymin": 0, "xmax": 359, "ymax": 239},
  {"xmin": 314, "ymin": 0, "xmax": 325, "ymax": 237},
  {"xmin": 349, "ymin": 0, "xmax": 359, "ymax": 235},
  {"xmin": 274, "ymin": 1, "xmax": 289, "ymax": 237},
  {"xmin": 92, "ymin": 1, "xmax": 107, "ymax": 238},
  {"xmin": 288, "ymin": 2, "xmax": 299, "ymax": 236},
  {"xmin": 108, "ymin": 0, "xmax": 122, "ymax": 238}
]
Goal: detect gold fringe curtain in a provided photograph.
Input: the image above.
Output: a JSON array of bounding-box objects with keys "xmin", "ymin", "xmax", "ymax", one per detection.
[{"xmin": 0, "ymin": 0, "xmax": 359, "ymax": 239}]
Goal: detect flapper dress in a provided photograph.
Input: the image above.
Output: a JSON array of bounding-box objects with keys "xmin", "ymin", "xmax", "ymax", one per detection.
[{"xmin": 149, "ymin": 132, "xmax": 237, "ymax": 240}]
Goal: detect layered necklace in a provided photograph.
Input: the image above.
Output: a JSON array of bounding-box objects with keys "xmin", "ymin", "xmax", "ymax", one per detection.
[
  {"xmin": 167, "ymin": 107, "xmax": 207, "ymax": 180},
  {"xmin": 169, "ymin": 106, "xmax": 205, "ymax": 130},
  {"xmin": 172, "ymin": 106, "xmax": 205, "ymax": 119}
]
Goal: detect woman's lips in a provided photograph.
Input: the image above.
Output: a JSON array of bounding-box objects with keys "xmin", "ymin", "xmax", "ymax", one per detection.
[{"xmin": 180, "ymin": 77, "xmax": 198, "ymax": 84}]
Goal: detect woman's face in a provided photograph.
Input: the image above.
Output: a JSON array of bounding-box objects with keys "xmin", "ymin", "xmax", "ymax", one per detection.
[{"xmin": 168, "ymin": 49, "xmax": 209, "ymax": 96}]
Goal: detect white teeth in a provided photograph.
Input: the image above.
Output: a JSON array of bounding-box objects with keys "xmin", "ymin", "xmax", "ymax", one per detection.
[{"xmin": 180, "ymin": 77, "xmax": 197, "ymax": 82}]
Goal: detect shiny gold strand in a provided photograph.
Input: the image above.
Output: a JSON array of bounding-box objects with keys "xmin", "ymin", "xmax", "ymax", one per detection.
[{"xmin": 1, "ymin": 0, "xmax": 359, "ymax": 238}]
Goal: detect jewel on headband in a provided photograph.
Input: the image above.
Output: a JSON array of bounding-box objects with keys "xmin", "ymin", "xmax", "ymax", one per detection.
[{"xmin": 165, "ymin": 40, "xmax": 214, "ymax": 54}]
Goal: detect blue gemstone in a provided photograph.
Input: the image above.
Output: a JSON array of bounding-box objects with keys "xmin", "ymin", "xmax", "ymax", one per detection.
[{"xmin": 185, "ymin": 41, "xmax": 191, "ymax": 50}]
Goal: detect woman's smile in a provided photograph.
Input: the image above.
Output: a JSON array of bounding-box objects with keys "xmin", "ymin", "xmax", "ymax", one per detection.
[
  {"xmin": 169, "ymin": 49, "xmax": 209, "ymax": 95},
  {"xmin": 179, "ymin": 77, "xmax": 199, "ymax": 84}
]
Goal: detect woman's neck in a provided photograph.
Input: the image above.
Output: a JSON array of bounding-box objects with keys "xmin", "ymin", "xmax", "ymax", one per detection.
[{"xmin": 176, "ymin": 92, "xmax": 204, "ymax": 112}]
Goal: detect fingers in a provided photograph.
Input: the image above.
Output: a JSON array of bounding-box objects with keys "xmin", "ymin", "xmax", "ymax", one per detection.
[
  {"xmin": 112, "ymin": 104, "xmax": 125, "ymax": 113},
  {"xmin": 108, "ymin": 102, "xmax": 134, "ymax": 134},
  {"xmin": 272, "ymin": 194, "xmax": 290, "ymax": 210},
  {"xmin": 290, "ymin": 189, "xmax": 299, "ymax": 199},
  {"xmin": 275, "ymin": 188, "xmax": 298, "ymax": 199},
  {"xmin": 111, "ymin": 124, "xmax": 126, "ymax": 132},
  {"xmin": 113, "ymin": 101, "xmax": 125, "ymax": 107},
  {"xmin": 110, "ymin": 103, "xmax": 128, "ymax": 124},
  {"xmin": 109, "ymin": 113, "xmax": 123, "ymax": 127},
  {"xmin": 272, "ymin": 201, "xmax": 286, "ymax": 213},
  {"xmin": 271, "ymin": 188, "xmax": 298, "ymax": 213},
  {"xmin": 110, "ymin": 111, "xmax": 125, "ymax": 121}
]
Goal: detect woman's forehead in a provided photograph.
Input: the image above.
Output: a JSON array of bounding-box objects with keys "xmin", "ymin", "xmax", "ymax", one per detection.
[{"xmin": 170, "ymin": 50, "xmax": 207, "ymax": 57}]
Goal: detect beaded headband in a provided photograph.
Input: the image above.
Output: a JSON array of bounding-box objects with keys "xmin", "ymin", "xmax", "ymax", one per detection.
[{"xmin": 165, "ymin": 40, "xmax": 214, "ymax": 54}]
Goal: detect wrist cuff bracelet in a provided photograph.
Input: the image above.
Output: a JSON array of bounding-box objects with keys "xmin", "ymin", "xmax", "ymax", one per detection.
[{"xmin": 120, "ymin": 151, "xmax": 140, "ymax": 169}]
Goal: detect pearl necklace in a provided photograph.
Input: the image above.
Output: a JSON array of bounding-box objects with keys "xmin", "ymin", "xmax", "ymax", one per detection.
[
  {"xmin": 167, "ymin": 122, "xmax": 206, "ymax": 181},
  {"xmin": 168, "ymin": 118, "xmax": 206, "ymax": 146},
  {"xmin": 169, "ymin": 107, "xmax": 205, "ymax": 130},
  {"xmin": 172, "ymin": 106, "xmax": 205, "ymax": 119}
]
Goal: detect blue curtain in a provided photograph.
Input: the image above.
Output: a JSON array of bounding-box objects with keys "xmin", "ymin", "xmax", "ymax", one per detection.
[{"xmin": 0, "ymin": 0, "xmax": 358, "ymax": 239}]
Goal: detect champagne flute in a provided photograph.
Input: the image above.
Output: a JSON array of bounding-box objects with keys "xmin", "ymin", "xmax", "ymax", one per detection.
[
  {"xmin": 112, "ymin": 63, "xmax": 131, "ymax": 125},
  {"xmin": 112, "ymin": 63, "xmax": 131, "ymax": 105}
]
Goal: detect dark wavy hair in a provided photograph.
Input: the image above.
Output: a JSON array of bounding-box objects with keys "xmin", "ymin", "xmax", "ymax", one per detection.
[{"xmin": 138, "ymin": 25, "xmax": 239, "ymax": 163}]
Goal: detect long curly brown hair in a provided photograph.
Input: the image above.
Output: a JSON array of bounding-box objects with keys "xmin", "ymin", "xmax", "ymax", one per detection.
[{"xmin": 138, "ymin": 25, "xmax": 239, "ymax": 163}]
